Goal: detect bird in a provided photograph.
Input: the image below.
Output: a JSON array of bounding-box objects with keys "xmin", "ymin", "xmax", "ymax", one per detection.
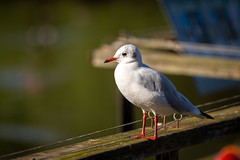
[{"xmin": 104, "ymin": 44, "xmax": 214, "ymax": 140}]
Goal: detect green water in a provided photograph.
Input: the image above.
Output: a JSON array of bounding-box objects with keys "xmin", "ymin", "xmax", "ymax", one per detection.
[{"xmin": 0, "ymin": 1, "xmax": 239, "ymax": 160}]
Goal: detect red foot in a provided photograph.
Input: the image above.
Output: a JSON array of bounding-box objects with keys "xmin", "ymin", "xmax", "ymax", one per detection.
[
  {"xmin": 143, "ymin": 136, "xmax": 157, "ymax": 140},
  {"xmin": 131, "ymin": 134, "xmax": 145, "ymax": 139}
]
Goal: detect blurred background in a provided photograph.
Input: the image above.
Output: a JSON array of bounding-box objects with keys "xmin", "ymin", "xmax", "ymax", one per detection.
[{"xmin": 0, "ymin": 0, "xmax": 239, "ymax": 159}]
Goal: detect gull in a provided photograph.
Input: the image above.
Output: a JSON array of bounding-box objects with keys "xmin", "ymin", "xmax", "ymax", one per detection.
[{"xmin": 104, "ymin": 44, "xmax": 214, "ymax": 140}]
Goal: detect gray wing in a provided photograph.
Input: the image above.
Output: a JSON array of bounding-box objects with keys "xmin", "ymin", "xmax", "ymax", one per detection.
[
  {"xmin": 138, "ymin": 65, "xmax": 162, "ymax": 93},
  {"xmin": 138, "ymin": 65, "xmax": 200, "ymax": 115},
  {"xmin": 160, "ymin": 74, "xmax": 201, "ymax": 114}
]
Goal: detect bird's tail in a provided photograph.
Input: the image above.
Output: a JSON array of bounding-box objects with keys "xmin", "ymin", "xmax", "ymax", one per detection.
[{"xmin": 200, "ymin": 111, "xmax": 214, "ymax": 119}]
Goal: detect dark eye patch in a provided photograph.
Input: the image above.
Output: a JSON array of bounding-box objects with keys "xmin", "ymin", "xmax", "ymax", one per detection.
[
  {"xmin": 133, "ymin": 52, "xmax": 137, "ymax": 58},
  {"xmin": 122, "ymin": 52, "xmax": 127, "ymax": 57}
]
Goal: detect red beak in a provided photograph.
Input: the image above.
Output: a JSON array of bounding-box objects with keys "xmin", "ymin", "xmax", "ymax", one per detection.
[{"xmin": 104, "ymin": 57, "xmax": 117, "ymax": 63}]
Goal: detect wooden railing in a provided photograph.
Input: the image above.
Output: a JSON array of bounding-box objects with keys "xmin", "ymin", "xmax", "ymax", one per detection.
[
  {"xmin": 91, "ymin": 36, "xmax": 240, "ymax": 80},
  {"xmin": 13, "ymin": 105, "xmax": 240, "ymax": 160}
]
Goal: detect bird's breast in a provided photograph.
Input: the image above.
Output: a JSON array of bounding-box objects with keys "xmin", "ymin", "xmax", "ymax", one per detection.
[
  {"xmin": 114, "ymin": 64, "xmax": 176, "ymax": 115},
  {"xmin": 114, "ymin": 65, "xmax": 160, "ymax": 108}
]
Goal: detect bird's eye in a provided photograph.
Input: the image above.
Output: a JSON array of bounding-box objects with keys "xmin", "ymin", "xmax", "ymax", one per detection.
[
  {"xmin": 122, "ymin": 53, "xmax": 127, "ymax": 57},
  {"xmin": 133, "ymin": 52, "xmax": 137, "ymax": 58}
]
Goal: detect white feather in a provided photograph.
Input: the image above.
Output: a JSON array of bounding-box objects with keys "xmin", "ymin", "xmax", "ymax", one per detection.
[{"xmin": 110, "ymin": 44, "xmax": 211, "ymax": 118}]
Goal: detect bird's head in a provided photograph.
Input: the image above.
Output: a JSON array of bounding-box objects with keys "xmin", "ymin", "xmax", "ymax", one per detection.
[{"xmin": 104, "ymin": 44, "xmax": 142, "ymax": 64}]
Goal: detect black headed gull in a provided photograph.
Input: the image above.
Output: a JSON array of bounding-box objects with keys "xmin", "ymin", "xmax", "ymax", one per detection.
[{"xmin": 104, "ymin": 44, "xmax": 214, "ymax": 140}]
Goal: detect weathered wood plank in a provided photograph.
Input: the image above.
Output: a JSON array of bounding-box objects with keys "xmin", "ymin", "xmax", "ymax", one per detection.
[
  {"xmin": 15, "ymin": 105, "xmax": 240, "ymax": 160},
  {"xmin": 116, "ymin": 36, "xmax": 240, "ymax": 56},
  {"xmin": 91, "ymin": 38, "xmax": 240, "ymax": 80}
]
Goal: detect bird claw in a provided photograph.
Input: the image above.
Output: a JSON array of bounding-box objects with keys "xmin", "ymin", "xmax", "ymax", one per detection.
[
  {"xmin": 131, "ymin": 134, "xmax": 157, "ymax": 140},
  {"xmin": 131, "ymin": 134, "xmax": 145, "ymax": 139},
  {"xmin": 143, "ymin": 136, "xmax": 157, "ymax": 140}
]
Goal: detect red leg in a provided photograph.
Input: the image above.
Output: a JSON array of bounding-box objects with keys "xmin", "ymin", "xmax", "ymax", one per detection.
[
  {"xmin": 131, "ymin": 112, "xmax": 146, "ymax": 139},
  {"xmin": 144, "ymin": 115, "xmax": 158, "ymax": 140}
]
